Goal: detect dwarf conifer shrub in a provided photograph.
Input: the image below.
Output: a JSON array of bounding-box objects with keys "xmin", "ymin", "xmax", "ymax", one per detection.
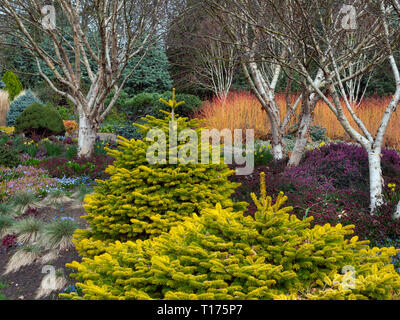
[
  {"xmin": 6, "ymin": 90, "xmax": 42, "ymax": 126},
  {"xmin": 14, "ymin": 103, "xmax": 65, "ymax": 139},
  {"xmin": 1, "ymin": 71, "xmax": 23, "ymax": 102},
  {"xmin": 73, "ymin": 91, "xmax": 244, "ymax": 257},
  {"xmin": 0, "ymin": 145, "xmax": 20, "ymax": 168},
  {"xmin": 62, "ymin": 173, "xmax": 400, "ymax": 300}
]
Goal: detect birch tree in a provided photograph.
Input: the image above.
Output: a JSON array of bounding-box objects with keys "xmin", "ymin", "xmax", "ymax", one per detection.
[
  {"xmin": 166, "ymin": 4, "xmax": 236, "ymax": 102},
  {"xmin": 194, "ymin": 36, "xmax": 236, "ymax": 103},
  {"xmin": 280, "ymin": 0, "xmax": 400, "ymax": 213},
  {"xmin": 204, "ymin": 0, "xmax": 303, "ymax": 161},
  {"xmin": 0, "ymin": 0, "xmax": 169, "ymax": 157}
]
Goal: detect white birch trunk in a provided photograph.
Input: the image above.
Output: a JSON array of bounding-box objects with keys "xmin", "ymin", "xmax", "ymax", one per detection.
[
  {"xmin": 288, "ymin": 112, "xmax": 313, "ymax": 167},
  {"xmin": 368, "ymin": 150, "xmax": 384, "ymax": 213},
  {"xmin": 393, "ymin": 201, "xmax": 400, "ymax": 219},
  {"xmin": 78, "ymin": 113, "xmax": 98, "ymax": 158}
]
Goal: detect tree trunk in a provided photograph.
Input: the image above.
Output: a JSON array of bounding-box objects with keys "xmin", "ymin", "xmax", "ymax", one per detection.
[
  {"xmin": 288, "ymin": 112, "xmax": 313, "ymax": 167},
  {"xmin": 394, "ymin": 201, "xmax": 400, "ymax": 219},
  {"xmin": 78, "ymin": 114, "xmax": 98, "ymax": 158},
  {"xmin": 270, "ymin": 118, "xmax": 284, "ymax": 160},
  {"xmin": 288, "ymin": 92, "xmax": 319, "ymax": 167},
  {"xmin": 368, "ymin": 150, "xmax": 384, "ymax": 213}
]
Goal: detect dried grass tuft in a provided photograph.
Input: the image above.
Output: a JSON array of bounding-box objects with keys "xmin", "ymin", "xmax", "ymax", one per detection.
[{"xmin": 0, "ymin": 90, "xmax": 10, "ymax": 127}]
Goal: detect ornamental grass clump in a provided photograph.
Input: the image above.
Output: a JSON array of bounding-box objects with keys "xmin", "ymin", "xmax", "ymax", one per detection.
[
  {"xmin": 62, "ymin": 173, "xmax": 400, "ymax": 300},
  {"xmin": 72, "ymin": 90, "xmax": 245, "ymax": 258}
]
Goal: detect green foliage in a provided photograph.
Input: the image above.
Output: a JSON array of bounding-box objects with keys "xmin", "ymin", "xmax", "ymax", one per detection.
[
  {"xmin": 98, "ymin": 123, "xmax": 116, "ymax": 134},
  {"xmin": 1, "ymin": 71, "xmax": 23, "ymax": 101},
  {"xmin": 63, "ymin": 173, "xmax": 400, "ymax": 300},
  {"xmin": 310, "ymin": 125, "xmax": 328, "ymax": 142},
  {"xmin": 0, "ymin": 215, "xmax": 15, "ymax": 237},
  {"xmin": 14, "ymin": 103, "xmax": 65, "ymax": 139},
  {"xmin": 0, "ymin": 202, "xmax": 14, "ymax": 216},
  {"xmin": 12, "ymin": 217, "xmax": 44, "ymax": 244},
  {"xmin": 121, "ymin": 92, "xmax": 161, "ymax": 121},
  {"xmin": 43, "ymin": 140, "xmax": 64, "ymax": 157},
  {"xmin": 65, "ymin": 145, "xmax": 78, "ymax": 161},
  {"xmin": 158, "ymin": 91, "xmax": 202, "ymax": 118},
  {"xmin": 0, "ymin": 281, "xmax": 7, "ymax": 300},
  {"xmin": 0, "ymin": 145, "xmax": 20, "ymax": 168},
  {"xmin": 9, "ymin": 191, "xmax": 38, "ymax": 212},
  {"xmin": 66, "ymin": 160, "xmax": 95, "ymax": 175},
  {"xmin": 22, "ymin": 140, "xmax": 38, "ymax": 157},
  {"xmin": 105, "ymin": 90, "xmax": 129, "ymax": 111},
  {"xmin": 56, "ymin": 106, "xmax": 74, "ymax": 121},
  {"xmin": 72, "ymin": 98, "xmax": 244, "ymax": 258},
  {"xmin": 112, "ymin": 122, "xmax": 143, "ymax": 140},
  {"xmin": 122, "ymin": 91, "xmax": 202, "ymax": 121},
  {"xmin": 254, "ymin": 143, "xmax": 273, "ymax": 166},
  {"xmin": 6, "ymin": 90, "xmax": 42, "ymax": 126},
  {"xmin": 43, "ymin": 218, "xmax": 80, "ymax": 250},
  {"xmin": 123, "ymin": 46, "xmax": 173, "ymax": 96}
]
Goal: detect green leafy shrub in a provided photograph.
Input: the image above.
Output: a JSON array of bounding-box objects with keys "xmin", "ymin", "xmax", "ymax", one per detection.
[
  {"xmin": 254, "ymin": 143, "xmax": 273, "ymax": 166},
  {"xmin": 42, "ymin": 140, "xmax": 64, "ymax": 157},
  {"xmin": 6, "ymin": 90, "xmax": 42, "ymax": 126},
  {"xmin": 112, "ymin": 122, "xmax": 143, "ymax": 140},
  {"xmin": 0, "ymin": 145, "xmax": 20, "ymax": 168},
  {"xmin": 310, "ymin": 125, "xmax": 328, "ymax": 142},
  {"xmin": 122, "ymin": 92, "xmax": 202, "ymax": 121},
  {"xmin": 56, "ymin": 106, "xmax": 74, "ymax": 121},
  {"xmin": 105, "ymin": 89, "xmax": 129, "ymax": 111},
  {"xmin": 43, "ymin": 217, "xmax": 80, "ymax": 250},
  {"xmin": 63, "ymin": 173, "xmax": 400, "ymax": 300},
  {"xmin": 72, "ymin": 93, "xmax": 245, "ymax": 258},
  {"xmin": 1, "ymin": 71, "xmax": 23, "ymax": 102},
  {"xmin": 14, "ymin": 103, "xmax": 65, "ymax": 139},
  {"xmin": 123, "ymin": 46, "xmax": 173, "ymax": 96},
  {"xmin": 121, "ymin": 92, "xmax": 161, "ymax": 121},
  {"xmin": 158, "ymin": 91, "xmax": 202, "ymax": 118},
  {"xmin": 98, "ymin": 123, "xmax": 116, "ymax": 134}
]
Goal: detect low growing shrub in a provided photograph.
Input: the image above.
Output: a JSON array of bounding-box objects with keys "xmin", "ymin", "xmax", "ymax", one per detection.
[
  {"xmin": 6, "ymin": 90, "xmax": 42, "ymax": 126},
  {"xmin": 1, "ymin": 71, "xmax": 23, "ymax": 102},
  {"xmin": 72, "ymin": 92, "xmax": 245, "ymax": 258},
  {"xmin": 63, "ymin": 174, "xmax": 400, "ymax": 300},
  {"xmin": 231, "ymin": 143, "xmax": 400, "ymax": 245},
  {"xmin": 0, "ymin": 145, "xmax": 20, "ymax": 168},
  {"xmin": 38, "ymin": 154, "xmax": 113, "ymax": 180},
  {"xmin": 14, "ymin": 103, "xmax": 65, "ymax": 139},
  {"xmin": 0, "ymin": 166, "xmax": 58, "ymax": 202}
]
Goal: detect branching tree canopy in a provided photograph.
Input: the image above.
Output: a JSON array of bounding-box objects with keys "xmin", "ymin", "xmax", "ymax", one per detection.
[
  {"xmin": 258, "ymin": 0, "xmax": 400, "ymax": 213},
  {"xmin": 203, "ymin": 0, "xmax": 400, "ymax": 215},
  {"xmin": 167, "ymin": 2, "xmax": 237, "ymax": 101},
  {"xmin": 0, "ymin": 0, "xmax": 171, "ymax": 157}
]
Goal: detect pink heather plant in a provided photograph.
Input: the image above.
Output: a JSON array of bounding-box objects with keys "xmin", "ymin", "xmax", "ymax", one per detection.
[{"xmin": 0, "ymin": 166, "xmax": 58, "ymax": 201}]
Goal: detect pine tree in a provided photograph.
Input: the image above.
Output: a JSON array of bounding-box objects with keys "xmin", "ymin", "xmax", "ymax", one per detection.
[
  {"xmin": 1, "ymin": 71, "xmax": 23, "ymax": 102},
  {"xmin": 123, "ymin": 45, "xmax": 173, "ymax": 96},
  {"xmin": 73, "ymin": 89, "xmax": 245, "ymax": 258},
  {"xmin": 63, "ymin": 172, "xmax": 400, "ymax": 300},
  {"xmin": 6, "ymin": 90, "xmax": 42, "ymax": 126}
]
